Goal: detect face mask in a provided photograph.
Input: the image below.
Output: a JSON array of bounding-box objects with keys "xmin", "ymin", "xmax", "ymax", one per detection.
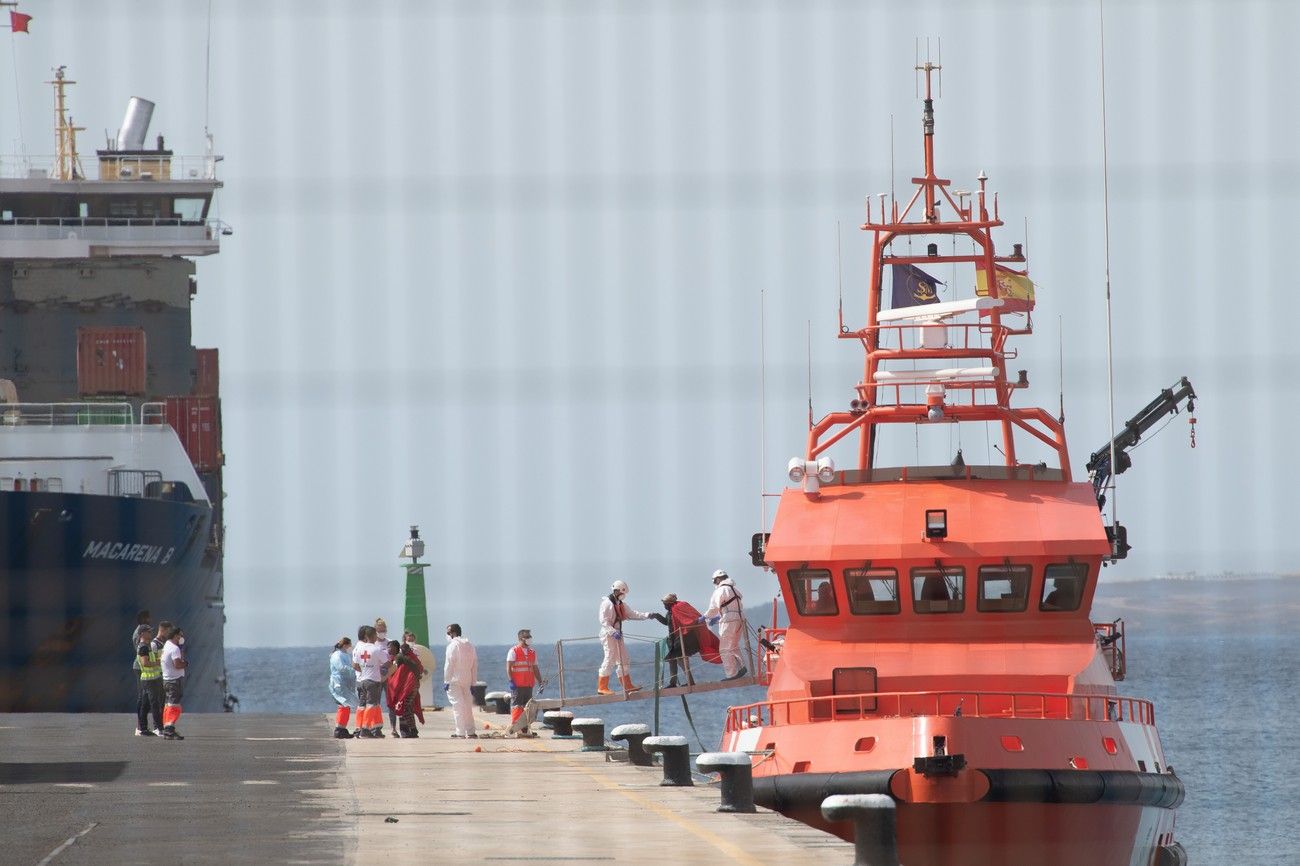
[
  {"xmin": 377, "ymin": 631, "xmax": 387, "ymax": 640},
  {"xmin": 178, "ymin": 637, "xmax": 185, "ymax": 646},
  {"xmin": 446, "ymin": 634, "xmax": 454, "ymax": 642},
  {"xmin": 522, "ymin": 639, "xmax": 531, "ymax": 647}
]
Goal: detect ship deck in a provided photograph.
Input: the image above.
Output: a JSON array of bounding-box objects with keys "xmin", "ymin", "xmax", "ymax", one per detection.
[{"xmin": 2, "ymin": 708, "xmax": 844, "ymax": 864}]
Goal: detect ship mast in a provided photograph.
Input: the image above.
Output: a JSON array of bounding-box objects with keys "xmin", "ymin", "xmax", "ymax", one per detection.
[
  {"xmin": 801, "ymin": 64, "xmax": 1071, "ymax": 482},
  {"xmin": 48, "ymin": 66, "xmax": 85, "ymax": 181}
]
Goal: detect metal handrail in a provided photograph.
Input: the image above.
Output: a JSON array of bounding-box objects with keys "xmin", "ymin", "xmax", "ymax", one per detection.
[
  {"xmin": 0, "ymin": 153, "xmax": 220, "ymax": 180},
  {"xmin": 725, "ymin": 688, "xmax": 1155, "ymax": 732},
  {"xmin": 1, "ymin": 402, "xmax": 136, "ymax": 426}
]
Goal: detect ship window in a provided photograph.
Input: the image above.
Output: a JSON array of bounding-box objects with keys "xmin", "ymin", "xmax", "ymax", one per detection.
[
  {"xmin": 910, "ymin": 567, "xmax": 965, "ymax": 613},
  {"xmin": 173, "ymin": 197, "xmax": 206, "ymax": 221},
  {"xmin": 1040, "ymin": 562, "xmax": 1088, "ymax": 611},
  {"xmin": 788, "ymin": 568, "xmax": 838, "ymax": 616},
  {"xmin": 977, "ymin": 564, "xmax": 1031, "ymax": 612},
  {"xmin": 844, "ymin": 568, "xmax": 900, "ymax": 615}
]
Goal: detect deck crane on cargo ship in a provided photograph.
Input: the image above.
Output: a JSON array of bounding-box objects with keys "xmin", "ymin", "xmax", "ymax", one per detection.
[{"xmin": 717, "ymin": 62, "xmax": 1189, "ymax": 866}]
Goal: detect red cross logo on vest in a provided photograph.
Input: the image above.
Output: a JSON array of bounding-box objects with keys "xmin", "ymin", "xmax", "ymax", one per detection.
[{"xmin": 359, "ymin": 650, "xmax": 371, "ymax": 663}]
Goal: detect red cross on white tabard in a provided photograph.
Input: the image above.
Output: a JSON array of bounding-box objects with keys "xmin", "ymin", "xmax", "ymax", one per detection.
[{"xmin": 359, "ymin": 650, "xmax": 371, "ymax": 663}]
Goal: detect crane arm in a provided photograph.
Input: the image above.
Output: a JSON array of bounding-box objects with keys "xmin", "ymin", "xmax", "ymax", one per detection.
[{"xmin": 1087, "ymin": 376, "xmax": 1197, "ymax": 508}]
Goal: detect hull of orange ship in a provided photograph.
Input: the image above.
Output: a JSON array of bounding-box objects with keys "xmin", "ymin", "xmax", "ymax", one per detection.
[{"xmin": 774, "ymin": 799, "xmax": 1176, "ymax": 866}]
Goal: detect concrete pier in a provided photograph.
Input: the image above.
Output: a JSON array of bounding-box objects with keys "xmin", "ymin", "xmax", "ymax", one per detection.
[{"xmin": 2, "ymin": 707, "xmax": 846, "ymax": 864}]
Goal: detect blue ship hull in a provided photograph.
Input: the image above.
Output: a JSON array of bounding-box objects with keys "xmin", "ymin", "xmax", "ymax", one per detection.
[{"xmin": 0, "ymin": 489, "xmax": 227, "ymax": 712}]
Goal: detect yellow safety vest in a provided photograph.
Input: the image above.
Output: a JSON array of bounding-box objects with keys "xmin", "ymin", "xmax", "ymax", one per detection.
[{"xmin": 139, "ymin": 648, "xmax": 162, "ymax": 681}]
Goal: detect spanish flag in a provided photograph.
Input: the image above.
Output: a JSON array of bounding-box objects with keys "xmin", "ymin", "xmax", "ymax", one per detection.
[{"xmin": 975, "ymin": 264, "xmax": 1035, "ymax": 312}]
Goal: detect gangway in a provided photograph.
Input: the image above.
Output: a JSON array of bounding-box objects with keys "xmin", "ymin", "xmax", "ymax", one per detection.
[{"xmin": 507, "ymin": 627, "xmax": 776, "ymax": 734}]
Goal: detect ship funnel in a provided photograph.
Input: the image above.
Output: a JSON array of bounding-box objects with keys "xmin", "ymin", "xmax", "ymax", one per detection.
[{"xmin": 117, "ymin": 97, "xmax": 155, "ymax": 151}]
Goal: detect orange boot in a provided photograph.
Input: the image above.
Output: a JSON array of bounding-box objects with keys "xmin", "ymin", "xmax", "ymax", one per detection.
[
  {"xmin": 620, "ymin": 674, "xmax": 642, "ymax": 693},
  {"xmin": 596, "ymin": 675, "xmax": 614, "ymax": 695}
]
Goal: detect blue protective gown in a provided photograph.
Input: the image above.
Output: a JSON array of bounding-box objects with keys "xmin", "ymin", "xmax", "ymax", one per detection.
[{"xmin": 329, "ymin": 648, "xmax": 357, "ymax": 707}]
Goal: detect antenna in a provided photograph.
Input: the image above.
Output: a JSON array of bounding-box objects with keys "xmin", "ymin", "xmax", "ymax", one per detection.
[
  {"xmin": 836, "ymin": 222, "xmax": 845, "ymax": 332},
  {"xmin": 1058, "ymin": 316, "xmax": 1066, "ymax": 425},
  {"xmin": 807, "ymin": 320, "xmax": 814, "ymax": 430},
  {"xmin": 760, "ymin": 288, "xmax": 768, "ymax": 532},
  {"xmin": 889, "ymin": 114, "xmax": 896, "ymax": 211},
  {"xmin": 204, "ymin": 0, "xmax": 214, "ymax": 134},
  {"xmin": 1098, "ymin": 0, "xmax": 1119, "ymax": 530}
]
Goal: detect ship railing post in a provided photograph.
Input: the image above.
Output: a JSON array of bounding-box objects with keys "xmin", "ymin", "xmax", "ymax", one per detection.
[{"xmin": 556, "ymin": 640, "xmax": 566, "ymax": 703}]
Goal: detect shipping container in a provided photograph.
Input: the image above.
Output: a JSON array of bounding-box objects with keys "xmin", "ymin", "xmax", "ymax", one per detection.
[
  {"xmin": 76, "ymin": 326, "xmax": 147, "ymax": 395},
  {"xmin": 163, "ymin": 395, "xmax": 222, "ymax": 471},
  {"xmin": 194, "ymin": 348, "xmax": 220, "ymax": 396}
]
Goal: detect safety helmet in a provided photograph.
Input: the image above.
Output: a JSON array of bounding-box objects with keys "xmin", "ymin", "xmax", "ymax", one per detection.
[
  {"xmin": 611, "ymin": 579, "xmax": 629, "ymax": 594},
  {"xmin": 712, "ymin": 569, "xmax": 729, "ymax": 583}
]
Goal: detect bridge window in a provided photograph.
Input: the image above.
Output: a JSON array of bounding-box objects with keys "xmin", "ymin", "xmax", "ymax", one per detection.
[
  {"xmin": 977, "ymin": 564, "xmax": 1031, "ymax": 612},
  {"xmin": 844, "ymin": 568, "xmax": 900, "ymax": 615},
  {"xmin": 788, "ymin": 568, "xmax": 838, "ymax": 616},
  {"xmin": 1041, "ymin": 563, "xmax": 1088, "ymax": 611},
  {"xmin": 910, "ymin": 567, "xmax": 965, "ymax": 613}
]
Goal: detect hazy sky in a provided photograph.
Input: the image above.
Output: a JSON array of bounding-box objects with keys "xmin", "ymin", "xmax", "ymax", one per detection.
[{"xmin": 4, "ymin": 1, "xmax": 1296, "ymax": 646}]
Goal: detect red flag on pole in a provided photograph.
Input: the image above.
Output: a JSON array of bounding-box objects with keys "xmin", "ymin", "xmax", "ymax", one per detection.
[{"xmin": 10, "ymin": 11, "xmax": 32, "ymax": 33}]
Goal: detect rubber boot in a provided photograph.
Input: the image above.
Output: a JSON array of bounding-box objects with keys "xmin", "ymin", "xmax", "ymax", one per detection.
[
  {"xmin": 620, "ymin": 674, "xmax": 642, "ymax": 693},
  {"xmin": 596, "ymin": 675, "xmax": 614, "ymax": 696}
]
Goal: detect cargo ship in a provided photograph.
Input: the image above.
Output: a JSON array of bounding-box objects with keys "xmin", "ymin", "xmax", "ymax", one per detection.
[
  {"xmin": 723, "ymin": 64, "xmax": 1189, "ymax": 865},
  {"xmin": 0, "ymin": 68, "xmax": 232, "ymax": 712}
]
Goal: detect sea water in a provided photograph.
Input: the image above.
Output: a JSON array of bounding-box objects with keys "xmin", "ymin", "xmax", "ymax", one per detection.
[{"xmin": 226, "ymin": 582, "xmax": 1300, "ymax": 864}]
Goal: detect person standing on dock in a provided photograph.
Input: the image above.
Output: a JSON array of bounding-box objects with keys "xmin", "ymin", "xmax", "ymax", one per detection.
[
  {"xmin": 505, "ymin": 629, "xmax": 542, "ymax": 735},
  {"xmin": 353, "ymin": 625, "xmax": 388, "ymax": 738},
  {"xmin": 597, "ymin": 580, "xmax": 652, "ymax": 695},
  {"xmin": 160, "ymin": 625, "xmax": 188, "ymax": 740},
  {"xmin": 134, "ymin": 625, "xmax": 163, "ymax": 736},
  {"xmin": 444, "ymin": 623, "xmax": 479, "ymax": 739},
  {"xmin": 329, "ymin": 636, "xmax": 357, "ymax": 739},
  {"xmin": 702, "ymin": 570, "xmax": 748, "ymax": 681}
]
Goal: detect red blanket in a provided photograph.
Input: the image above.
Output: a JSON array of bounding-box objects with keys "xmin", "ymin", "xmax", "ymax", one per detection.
[
  {"xmin": 670, "ymin": 601, "xmax": 721, "ymax": 664},
  {"xmin": 386, "ymin": 650, "xmax": 425, "ymax": 722}
]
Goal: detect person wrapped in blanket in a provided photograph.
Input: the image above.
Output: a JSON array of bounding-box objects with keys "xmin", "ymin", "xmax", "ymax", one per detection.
[{"xmin": 385, "ymin": 640, "xmax": 426, "ymax": 738}]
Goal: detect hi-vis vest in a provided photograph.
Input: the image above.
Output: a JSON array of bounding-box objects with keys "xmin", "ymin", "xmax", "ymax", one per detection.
[
  {"xmin": 139, "ymin": 647, "xmax": 162, "ymax": 681},
  {"xmin": 507, "ymin": 645, "xmax": 536, "ymax": 687}
]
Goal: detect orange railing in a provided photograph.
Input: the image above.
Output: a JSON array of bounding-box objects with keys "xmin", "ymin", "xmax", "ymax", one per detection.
[{"xmin": 724, "ymin": 689, "xmax": 1154, "ymax": 733}]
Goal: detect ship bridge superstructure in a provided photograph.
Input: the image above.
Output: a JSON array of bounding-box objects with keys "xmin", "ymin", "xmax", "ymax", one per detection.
[{"xmin": 0, "ymin": 69, "xmax": 225, "ymax": 260}]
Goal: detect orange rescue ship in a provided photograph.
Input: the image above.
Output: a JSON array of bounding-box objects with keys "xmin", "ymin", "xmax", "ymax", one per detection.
[{"xmin": 722, "ymin": 64, "xmax": 1188, "ymax": 866}]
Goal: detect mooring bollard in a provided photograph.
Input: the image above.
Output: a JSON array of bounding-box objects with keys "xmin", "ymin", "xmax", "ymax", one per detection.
[
  {"xmin": 571, "ymin": 718, "xmax": 606, "ymax": 751},
  {"xmin": 471, "ymin": 681, "xmax": 487, "ymax": 708},
  {"xmin": 821, "ymin": 794, "xmax": 900, "ymax": 866},
  {"xmin": 610, "ymin": 724, "xmax": 653, "ymax": 766},
  {"xmin": 484, "ymin": 691, "xmax": 511, "ymax": 714},
  {"xmin": 643, "ymin": 735, "xmax": 692, "ymax": 786},
  {"xmin": 695, "ymin": 752, "xmax": 756, "ymax": 813},
  {"xmin": 543, "ymin": 710, "xmax": 576, "ymax": 737}
]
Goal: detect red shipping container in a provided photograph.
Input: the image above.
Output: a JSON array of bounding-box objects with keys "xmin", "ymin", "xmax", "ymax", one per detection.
[
  {"xmin": 194, "ymin": 348, "xmax": 220, "ymax": 396},
  {"xmin": 164, "ymin": 395, "xmax": 222, "ymax": 471},
  {"xmin": 77, "ymin": 326, "xmax": 147, "ymax": 395}
]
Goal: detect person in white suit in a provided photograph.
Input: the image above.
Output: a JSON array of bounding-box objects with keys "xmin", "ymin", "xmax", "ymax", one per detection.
[
  {"xmin": 443, "ymin": 623, "xmax": 479, "ymax": 739},
  {"xmin": 597, "ymin": 580, "xmax": 651, "ymax": 695},
  {"xmin": 702, "ymin": 570, "xmax": 748, "ymax": 680}
]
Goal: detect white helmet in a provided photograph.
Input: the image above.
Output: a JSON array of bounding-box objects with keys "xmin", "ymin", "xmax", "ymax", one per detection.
[
  {"xmin": 712, "ymin": 569, "xmax": 729, "ymax": 583},
  {"xmin": 611, "ymin": 580, "xmax": 629, "ymax": 594}
]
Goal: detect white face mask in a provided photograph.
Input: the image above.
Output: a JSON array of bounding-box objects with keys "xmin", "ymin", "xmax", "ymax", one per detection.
[
  {"xmin": 446, "ymin": 634, "xmax": 454, "ymax": 643},
  {"xmin": 377, "ymin": 631, "xmax": 387, "ymax": 640},
  {"xmin": 522, "ymin": 639, "xmax": 531, "ymax": 647},
  {"xmin": 178, "ymin": 637, "xmax": 185, "ymax": 646}
]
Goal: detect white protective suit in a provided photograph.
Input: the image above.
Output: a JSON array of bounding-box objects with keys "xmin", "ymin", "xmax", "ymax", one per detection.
[
  {"xmin": 704, "ymin": 578, "xmax": 746, "ymax": 677},
  {"xmin": 444, "ymin": 636, "xmax": 478, "ymax": 737},
  {"xmin": 597, "ymin": 593, "xmax": 651, "ymax": 677}
]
